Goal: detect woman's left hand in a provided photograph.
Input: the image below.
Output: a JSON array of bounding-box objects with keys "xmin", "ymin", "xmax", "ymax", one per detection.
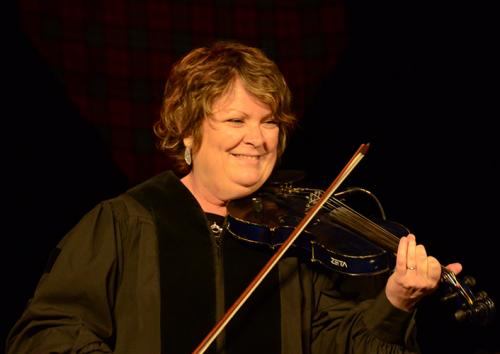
[{"xmin": 385, "ymin": 234, "xmax": 462, "ymax": 311}]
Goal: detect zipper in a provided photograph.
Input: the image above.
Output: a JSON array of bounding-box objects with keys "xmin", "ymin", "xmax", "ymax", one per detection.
[
  {"xmin": 210, "ymin": 220, "xmax": 226, "ymax": 353},
  {"xmin": 210, "ymin": 222, "xmax": 224, "ymax": 246}
]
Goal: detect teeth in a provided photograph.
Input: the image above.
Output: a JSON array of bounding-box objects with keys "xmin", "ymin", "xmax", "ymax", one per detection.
[{"xmin": 233, "ymin": 154, "xmax": 259, "ymax": 159}]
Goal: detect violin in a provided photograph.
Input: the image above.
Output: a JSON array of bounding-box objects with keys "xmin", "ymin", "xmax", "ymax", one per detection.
[{"xmin": 225, "ymin": 176, "xmax": 496, "ymax": 326}]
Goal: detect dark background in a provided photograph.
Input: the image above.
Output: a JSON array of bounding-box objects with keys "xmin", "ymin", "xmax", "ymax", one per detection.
[{"xmin": 5, "ymin": 1, "xmax": 498, "ymax": 353}]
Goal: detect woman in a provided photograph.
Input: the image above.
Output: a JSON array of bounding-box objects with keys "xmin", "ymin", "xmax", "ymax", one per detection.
[{"xmin": 6, "ymin": 40, "xmax": 461, "ymax": 354}]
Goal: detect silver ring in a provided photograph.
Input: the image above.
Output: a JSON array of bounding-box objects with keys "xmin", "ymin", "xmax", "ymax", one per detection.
[{"xmin": 406, "ymin": 266, "xmax": 416, "ymax": 270}]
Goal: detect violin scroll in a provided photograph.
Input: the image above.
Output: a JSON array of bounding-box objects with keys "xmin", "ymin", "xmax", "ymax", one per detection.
[{"xmin": 440, "ymin": 268, "xmax": 496, "ymax": 326}]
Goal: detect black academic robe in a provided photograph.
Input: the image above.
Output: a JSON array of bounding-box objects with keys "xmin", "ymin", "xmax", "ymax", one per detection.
[{"xmin": 6, "ymin": 171, "xmax": 418, "ymax": 354}]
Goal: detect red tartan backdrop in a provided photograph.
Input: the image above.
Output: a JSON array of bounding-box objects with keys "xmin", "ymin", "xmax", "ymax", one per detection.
[{"xmin": 16, "ymin": 0, "xmax": 348, "ymax": 185}]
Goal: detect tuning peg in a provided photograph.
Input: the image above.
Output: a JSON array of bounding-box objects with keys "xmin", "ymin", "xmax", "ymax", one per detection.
[
  {"xmin": 440, "ymin": 291, "xmax": 459, "ymax": 303},
  {"xmin": 462, "ymin": 275, "xmax": 476, "ymax": 287},
  {"xmin": 454, "ymin": 293, "xmax": 496, "ymax": 326}
]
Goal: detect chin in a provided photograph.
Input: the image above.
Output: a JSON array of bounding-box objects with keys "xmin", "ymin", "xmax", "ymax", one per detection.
[
  {"xmin": 226, "ymin": 179, "xmax": 264, "ymax": 200},
  {"xmin": 238, "ymin": 173, "xmax": 268, "ymax": 188},
  {"xmin": 226, "ymin": 167, "xmax": 272, "ymax": 193}
]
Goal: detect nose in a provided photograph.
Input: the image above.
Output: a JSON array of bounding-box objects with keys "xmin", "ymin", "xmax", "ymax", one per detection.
[{"xmin": 243, "ymin": 123, "xmax": 265, "ymax": 147}]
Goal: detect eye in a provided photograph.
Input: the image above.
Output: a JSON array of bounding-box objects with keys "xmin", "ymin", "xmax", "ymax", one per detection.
[
  {"xmin": 262, "ymin": 118, "xmax": 279, "ymax": 128},
  {"xmin": 226, "ymin": 118, "xmax": 245, "ymax": 125}
]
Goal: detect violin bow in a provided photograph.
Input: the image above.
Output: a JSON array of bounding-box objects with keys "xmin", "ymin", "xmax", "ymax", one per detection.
[{"xmin": 192, "ymin": 143, "xmax": 370, "ymax": 354}]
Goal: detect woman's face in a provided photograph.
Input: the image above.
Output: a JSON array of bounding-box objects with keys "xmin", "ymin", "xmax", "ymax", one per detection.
[{"xmin": 185, "ymin": 78, "xmax": 279, "ymax": 204}]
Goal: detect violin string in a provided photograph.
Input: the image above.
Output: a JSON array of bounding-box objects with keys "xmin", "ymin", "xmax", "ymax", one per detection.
[
  {"xmin": 327, "ymin": 202, "xmax": 399, "ymax": 254},
  {"xmin": 291, "ymin": 189, "xmax": 400, "ymax": 254}
]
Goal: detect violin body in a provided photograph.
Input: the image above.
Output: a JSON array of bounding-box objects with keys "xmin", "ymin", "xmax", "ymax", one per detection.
[{"xmin": 226, "ymin": 187, "xmax": 406, "ymax": 275}]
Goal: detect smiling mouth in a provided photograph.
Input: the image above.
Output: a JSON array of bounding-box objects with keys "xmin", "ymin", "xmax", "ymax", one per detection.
[{"xmin": 231, "ymin": 154, "xmax": 261, "ymax": 160}]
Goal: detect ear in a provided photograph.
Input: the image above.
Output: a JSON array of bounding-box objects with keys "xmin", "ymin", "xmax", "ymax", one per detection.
[{"xmin": 183, "ymin": 136, "xmax": 193, "ymax": 148}]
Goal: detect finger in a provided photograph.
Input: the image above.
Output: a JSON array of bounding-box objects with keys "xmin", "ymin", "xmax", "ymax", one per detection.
[
  {"xmin": 405, "ymin": 234, "xmax": 417, "ymax": 272},
  {"xmin": 415, "ymin": 244, "xmax": 428, "ymax": 276},
  {"xmin": 427, "ymin": 256, "xmax": 442, "ymax": 284},
  {"xmin": 396, "ymin": 236, "xmax": 409, "ymax": 274},
  {"xmin": 445, "ymin": 262, "xmax": 462, "ymax": 275}
]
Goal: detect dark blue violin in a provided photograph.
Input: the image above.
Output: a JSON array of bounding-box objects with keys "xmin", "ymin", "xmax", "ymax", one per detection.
[{"xmin": 225, "ymin": 171, "xmax": 495, "ymax": 327}]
